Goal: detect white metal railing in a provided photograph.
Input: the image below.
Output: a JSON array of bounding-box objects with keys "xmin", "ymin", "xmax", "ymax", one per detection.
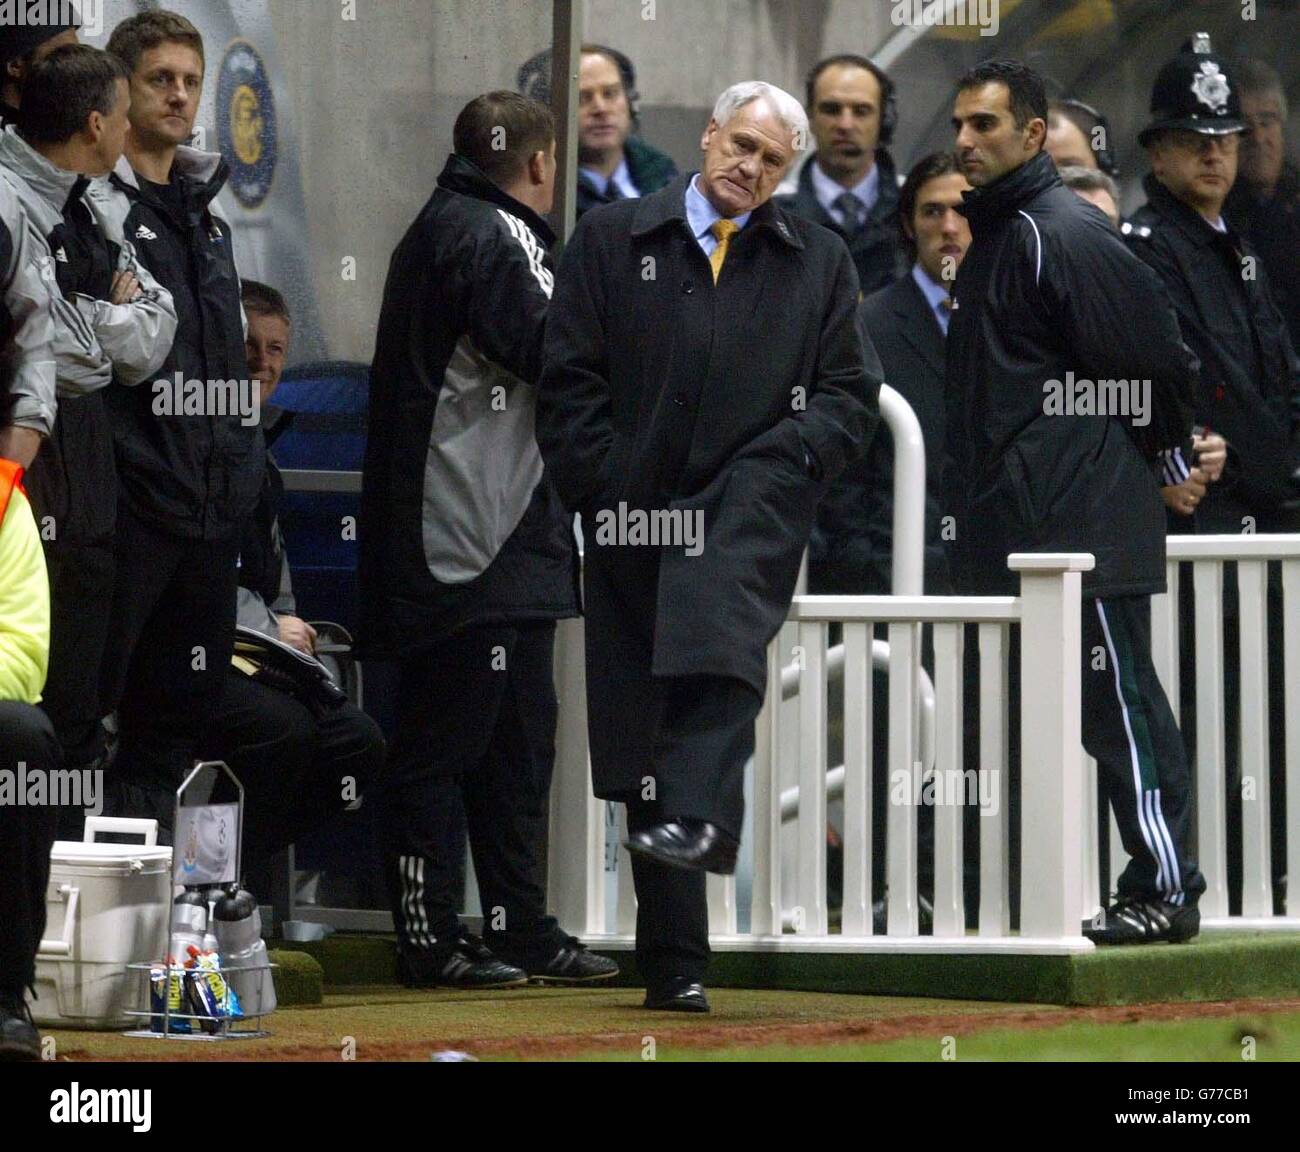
[
  {"xmin": 549, "ymin": 554, "xmax": 1097, "ymax": 954},
  {"xmin": 548, "ymin": 537, "xmax": 1300, "ymax": 952},
  {"xmin": 1145, "ymin": 535, "xmax": 1300, "ymax": 930}
]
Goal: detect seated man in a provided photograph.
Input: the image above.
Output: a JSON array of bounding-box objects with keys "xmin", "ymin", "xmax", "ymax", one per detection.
[
  {"xmin": 0, "ymin": 456, "xmax": 60, "ymax": 1059},
  {"xmin": 197, "ymin": 281, "xmax": 384, "ymax": 873}
]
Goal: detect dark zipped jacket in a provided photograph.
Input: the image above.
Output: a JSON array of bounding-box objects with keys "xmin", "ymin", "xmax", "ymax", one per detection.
[
  {"xmin": 1130, "ymin": 174, "xmax": 1300, "ymax": 533},
  {"xmin": 359, "ymin": 154, "xmax": 578, "ymax": 658},
  {"xmin": 106, "ymin": 147, "xmax": 263, "ymax": 541},
  {"xmin": 944, "ymin": 151, "xmax": 1197, "ymax": 599}
]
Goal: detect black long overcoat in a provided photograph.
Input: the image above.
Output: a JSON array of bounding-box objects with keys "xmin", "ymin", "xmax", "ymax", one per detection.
[{"xmin": 538, "ymin": 173, "xmax": 879, "ymax": 797}]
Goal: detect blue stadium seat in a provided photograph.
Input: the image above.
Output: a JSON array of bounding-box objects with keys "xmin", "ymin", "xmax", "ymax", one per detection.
[{"xmin": 267, "ymin": 361, "xmax": 368, "ymax": 632}]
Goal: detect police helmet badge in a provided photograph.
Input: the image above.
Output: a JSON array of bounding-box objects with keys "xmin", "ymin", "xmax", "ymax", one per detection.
[{"xmin": 1190, "ymin": 61, "xmax": 1231, "ymax": 116}]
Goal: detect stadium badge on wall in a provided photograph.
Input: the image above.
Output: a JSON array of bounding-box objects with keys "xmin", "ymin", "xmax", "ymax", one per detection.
[{"xmin": 217, "ymin": 39, "xmax": 278, "ymax": 210}]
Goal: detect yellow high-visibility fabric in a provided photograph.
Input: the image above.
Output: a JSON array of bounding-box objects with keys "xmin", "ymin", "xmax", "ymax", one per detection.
[{"xmin": 0, "ymin": 462, "xmax": 49, "ymax": 704}]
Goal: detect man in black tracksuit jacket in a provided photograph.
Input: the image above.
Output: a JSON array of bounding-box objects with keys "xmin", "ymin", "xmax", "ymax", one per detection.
[
  {"xmin": 361, "ymin": 93, "xmax": 613, "ymax": 988},
  {"xmin": 97, "ymin": 13, "xmax": 263, "ymax": 826},
  {"xmin": 947, "ymin": 62, "xmax": 1206, "ymax": 944}
]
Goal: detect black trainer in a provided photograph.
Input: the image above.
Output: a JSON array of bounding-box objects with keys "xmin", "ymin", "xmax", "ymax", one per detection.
[
  {"xmin": 397, "ymin": 932, "xmax": 529, "ymax": 989},
  {"xmin": 1083, "ymin": 897, "xmax": 1200, "ymax": 945},
  {"xmin": 521, "ymin": 938, "xmax": 619, "ymax": 985},
  {"xmin": 0, "ymin": 992, "xmax": 40, "ymax": 1062}
]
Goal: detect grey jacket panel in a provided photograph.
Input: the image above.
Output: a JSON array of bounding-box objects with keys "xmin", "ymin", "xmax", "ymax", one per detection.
[
  {"xmin": 0, "ymin": 178, "xmax": 56, "ymax": 436},
  {"xmin": 236, "ymin": 553, "xmax": 296, "ymax": 637},
  {"xmin": 422, "ymin": 333, "xmax": 545, "ymax": 584},
  {"xmin": 0, "ymin": 129, "xmax": 177, "ymax": 394}
]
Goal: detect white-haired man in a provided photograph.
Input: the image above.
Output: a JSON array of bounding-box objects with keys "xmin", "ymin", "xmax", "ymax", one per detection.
[{"xmin": 539, "ymin": 81, "xmax": 879, "ymax": 1011}]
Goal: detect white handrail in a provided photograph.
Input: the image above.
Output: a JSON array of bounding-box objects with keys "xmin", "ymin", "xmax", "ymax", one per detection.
[{"xmin": 878, "ymin": 383, "xmax": 927, "ymax": 599}]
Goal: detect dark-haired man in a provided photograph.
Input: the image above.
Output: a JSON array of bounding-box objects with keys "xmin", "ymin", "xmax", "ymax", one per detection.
[
  {"xmin": 575, "ymin": 44, "xmax": 676, "ymax": 217},
  {"xmin": 0, "ymin": 15, "xmax": 79, "ymax": 127},
  {"xmin": 98, "ymin": 10, "xmax": 264, "ymax": 827},
  {"xmin": 0, "ymin": 45, "xmax": 176, "ymax": 813},
  {"xmin": 362, "ymin": 91, "xmax": 613, "ymax": 988},
  {"xmin": 776, "ymin": 54, "xmax": 902, "ymax": 295},
  {"xmin": 946, "ymin": 59, "xmax": 1206, "ymax": 943},
  {"xmin": 814, "ymin": 151, "xmax": 970, "ymax": 597}
]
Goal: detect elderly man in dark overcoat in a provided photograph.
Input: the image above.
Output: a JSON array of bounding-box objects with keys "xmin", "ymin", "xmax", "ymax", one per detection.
[{"xmin": 538, "ymin": 80, "xmax": 880, "ymax": 1012}]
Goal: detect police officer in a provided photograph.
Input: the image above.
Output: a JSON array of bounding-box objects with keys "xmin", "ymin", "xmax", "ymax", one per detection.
[
  {"xmin": 1129, "ymin": 34, "xmax": 1300, "ymax": 535},
  {"xmin": 1128, "ymin": 35, "xmax": 1300, "ymax": 913}
]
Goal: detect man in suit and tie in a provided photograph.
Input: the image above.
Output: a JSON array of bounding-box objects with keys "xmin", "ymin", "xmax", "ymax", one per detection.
[
  {"xmin": 809, "ymin": 152, "xmax": 971, "ymax": 928},
  {"xmin": 539, "ymin": 81, "xmax": 877, "ymax": 1011},
  {"xmin": 812, "ymin": 151, "xmax": 971, "ymax": 597}
]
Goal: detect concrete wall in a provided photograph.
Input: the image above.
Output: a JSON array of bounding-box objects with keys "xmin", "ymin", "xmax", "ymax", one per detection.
[{"xmin": 84, "ymin": 1, "xmax": 1300, "ymax": 365}]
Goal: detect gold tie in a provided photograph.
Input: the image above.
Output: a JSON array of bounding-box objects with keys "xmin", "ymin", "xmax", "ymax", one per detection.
[{"xmin": 709, "ymin": 218, "xmax": 740, "ymax": 284}]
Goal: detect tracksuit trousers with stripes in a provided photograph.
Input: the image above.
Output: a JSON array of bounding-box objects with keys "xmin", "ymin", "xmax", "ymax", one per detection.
[
  {"xmin": 1082, "ymin": 595, "xmax": 1205, "ymax": 907},
  {"xmin": 379, "ymin": 622, "xmax": 569, "ymax": 967}
]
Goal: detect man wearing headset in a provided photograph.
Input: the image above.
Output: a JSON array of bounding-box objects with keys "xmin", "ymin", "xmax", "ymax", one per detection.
[
  {"xmin": 1045, "ymin": 99, "xmax": 1118, "ymax": 176},
  {"xmin": 775, "ymin": 54, "xmax": 903, "ymax": 296},
  {"xmin": 573, "ymin": 44, "xmax": 677, "ymax": 218}
]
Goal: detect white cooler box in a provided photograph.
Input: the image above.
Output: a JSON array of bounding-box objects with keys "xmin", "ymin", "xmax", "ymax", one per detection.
[{"xmin": 33, "ymin": 817, "xmax": 172, "ymax": 1030}]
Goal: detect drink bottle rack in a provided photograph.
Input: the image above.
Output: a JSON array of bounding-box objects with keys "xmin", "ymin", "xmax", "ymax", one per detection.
[{"xmin": 122, "ymin": 960, "xmax": 278, "ymax": 1041}]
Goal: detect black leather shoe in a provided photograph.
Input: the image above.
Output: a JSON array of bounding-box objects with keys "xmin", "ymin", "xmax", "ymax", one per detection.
[
  {"xmin": 644, "ymin": 978, "xmax": 710, "ymax": 1013},
  {"xmin": 0, "ymin": 992, "xmax": 40, "ymax": 1062},
  {"xmin": 624, "ymin": 819, "xmax": 739, "ymax": 875}
]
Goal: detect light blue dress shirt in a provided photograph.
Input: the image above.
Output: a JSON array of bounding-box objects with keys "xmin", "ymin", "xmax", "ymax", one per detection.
[
  {"xmin": 811, "ymin": 159, "xmax": 880, "ymax": 229},
  {"xmin": 578, "ymin": 156, "xmax": 641, "ymax": 200},
  {"xmin": 911, "ymin": 263, "xmax": 954, "ymax": 337},
  {"xmin": 685, "ymin": 173, "xmax": 752, "ymax": 257}
]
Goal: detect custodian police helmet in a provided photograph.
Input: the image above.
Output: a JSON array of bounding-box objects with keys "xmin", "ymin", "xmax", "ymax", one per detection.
[{"xmin": 1138, "ymin": 32, "xmax": 1246, "ymax": 146}]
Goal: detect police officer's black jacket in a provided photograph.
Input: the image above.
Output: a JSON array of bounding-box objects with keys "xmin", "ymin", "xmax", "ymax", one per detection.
[
  {"xmin": 359, "ymin": 154, "xmax": 578, "ymax": 659},
  {"xmin": 1130, "ymin": 174, "xmax": 1300, "ymax": 532},
  {"xmin": 774, "ymin": 149, "xmax": 903, "ymax": 297},
  {"xmin": 108, "ymin": 148, "xmax": 264, "ymax": 541},
  {"xmin": 945, "ymin": 151, "xmax": 1196, "ymax": 599}
]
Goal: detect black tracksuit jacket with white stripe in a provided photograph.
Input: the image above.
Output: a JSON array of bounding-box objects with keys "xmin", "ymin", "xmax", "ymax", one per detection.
[
  {"xmin": 359, "ymin": 154, "xmax": 578, "ymax": 658},
  {"xmin": 944, "ymin": 151, "xmax": 1198, "ymax": 599}
]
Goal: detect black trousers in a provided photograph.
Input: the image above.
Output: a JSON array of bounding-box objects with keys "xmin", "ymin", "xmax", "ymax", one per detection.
[
  {"xmin": 379, "ymin": 622, "xmax": 566, "ymax": 963},
  {"xmin": 1082, "ymin": 596, "xmax": 1205, "ymax": 906},
  {"xmin": 98, "ymin": 503, "xmax": 240, "ymax": 828},
  {"xmin": 39, "ymin": 542, "xmax": 114, "ymax": 772},
  {"xmin": 618, "ymin": 674, "xmax": 762, "ymax": 987},
  {"xmin": 0, "ymin": 703, "xmax": 61, "ymax": 993},
  {"xmin": 199, "ymin": 672, "xmax": 386, "ymax": 866}
]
